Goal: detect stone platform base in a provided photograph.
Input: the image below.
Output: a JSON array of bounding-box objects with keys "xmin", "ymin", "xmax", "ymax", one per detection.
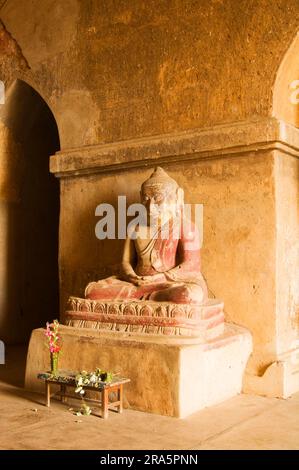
[
  {"xmin": 25, "ymin": 323, "xmax": 252, "ymax": 418},
  {"xmin": 243, "ymin": 347, "xmax": 299, "ymax": 399}
]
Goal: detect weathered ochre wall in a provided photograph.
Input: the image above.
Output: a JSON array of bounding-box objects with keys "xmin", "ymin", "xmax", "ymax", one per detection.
[
  {"xmin": 275, "ymin": 152, "xmax": 299, "ymax": 356},
  {"xmin": 1, "ymin": 0, "xmax": 299, "ymax": 148}
]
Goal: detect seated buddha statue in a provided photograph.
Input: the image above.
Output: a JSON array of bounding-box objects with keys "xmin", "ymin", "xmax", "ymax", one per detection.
[{"xmin": 85, "ymin": 167, "xmax": 208, "ymax": 305}]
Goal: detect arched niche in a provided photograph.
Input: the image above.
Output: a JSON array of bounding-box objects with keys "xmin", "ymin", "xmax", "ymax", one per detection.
[{"xmin": 0, "ymin": 79, "xmax": 60, "ymax": 344}]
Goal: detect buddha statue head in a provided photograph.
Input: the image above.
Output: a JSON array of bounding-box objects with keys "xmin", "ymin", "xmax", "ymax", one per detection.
[{"xmin": 140, "ymin": 167, "xmax": 184, "ymax": 226}]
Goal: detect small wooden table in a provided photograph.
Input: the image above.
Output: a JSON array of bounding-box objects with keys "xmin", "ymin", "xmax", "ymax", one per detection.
[{"xmin": 37, "ymin": 371, "xmax": 130, "ymax": 419}]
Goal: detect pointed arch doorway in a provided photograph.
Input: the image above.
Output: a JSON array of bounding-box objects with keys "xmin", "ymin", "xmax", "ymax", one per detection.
[{"xmin": 0, "ymin": 79, "xmax": 60, "ymax": 343}]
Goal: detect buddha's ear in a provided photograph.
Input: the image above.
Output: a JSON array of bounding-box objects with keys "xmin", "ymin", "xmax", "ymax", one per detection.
[{"xmin": 176, "ymin": 187, "xmax": 184, "ymax": 206}]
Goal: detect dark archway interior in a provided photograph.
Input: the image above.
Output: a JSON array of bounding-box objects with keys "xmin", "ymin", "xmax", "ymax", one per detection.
[{"xmin": 0, "ymin": 79, "xmax": 60, "ymax": 344}]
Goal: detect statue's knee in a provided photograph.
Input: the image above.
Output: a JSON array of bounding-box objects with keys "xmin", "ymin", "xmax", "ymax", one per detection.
[
  {"xmin": 150, "ymin": 284, "xmax": 206, "ymax": 304},
  {"xmin": 188, "ymin": 284, "xmax": 206, "ymax": 303},
  {"xmin": 165, "ymin": 285, "xmax": 192, "ymax": 303},
  {"xmin": 85, "ymin": 282, "xmax": 96, "ymax": 298},
  {"xmin": 177, "ymin": 285, "xmax": 191, "ymax": 301}
]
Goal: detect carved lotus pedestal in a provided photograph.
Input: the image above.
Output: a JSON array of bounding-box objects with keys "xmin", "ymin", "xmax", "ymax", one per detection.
[
  {"xmin": 64, "ymin": 297, "xmax": 226, "ymax": 339},
  {"xmin": 25, "ymin": 298, "xmax": 252, "ymax": 417}
]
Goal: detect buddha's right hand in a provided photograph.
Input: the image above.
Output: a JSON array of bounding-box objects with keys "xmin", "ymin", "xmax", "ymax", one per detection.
[{"xmin": 125, "ymin": 273, "xmax": 143, "ymax": 285}]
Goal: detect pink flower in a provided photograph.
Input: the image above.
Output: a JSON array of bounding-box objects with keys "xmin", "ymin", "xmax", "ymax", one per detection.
[{"xmin": 45, "ymin": 319, "xmax": 62, "ymax": 355}]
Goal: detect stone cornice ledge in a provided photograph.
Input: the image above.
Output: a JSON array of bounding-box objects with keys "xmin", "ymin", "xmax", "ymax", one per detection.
[{"xmin": 50, "ymin": 117, "xmax": 299, "ymax": 178}]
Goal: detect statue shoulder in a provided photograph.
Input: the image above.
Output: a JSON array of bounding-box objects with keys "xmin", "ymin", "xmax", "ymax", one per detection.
[
  {"xmin": 127, "ymin": 222, "xmax": 142, "ymax": 239},
  {"xmin": 180, "ymin": 217, "xmax": 201, "ymax": 250}
]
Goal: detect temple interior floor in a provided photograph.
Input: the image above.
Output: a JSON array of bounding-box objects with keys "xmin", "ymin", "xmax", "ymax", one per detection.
[{"xmin": 0, "ymin": 345, "xmax": 299, "ymax": 450}]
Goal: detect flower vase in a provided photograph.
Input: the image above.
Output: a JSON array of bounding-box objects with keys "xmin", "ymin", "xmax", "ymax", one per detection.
[{"xmin": 50, "ymin": 352, "xmax": 59, "ymax": 375}]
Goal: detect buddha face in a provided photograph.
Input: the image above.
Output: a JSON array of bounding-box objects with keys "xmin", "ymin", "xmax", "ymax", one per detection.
[{"xmin": 140, "ymin": 185, "xmax": 180, "ymax": 227}]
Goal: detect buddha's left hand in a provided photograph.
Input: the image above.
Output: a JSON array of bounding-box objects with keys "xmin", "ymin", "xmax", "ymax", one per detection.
[{"xmin": 136, "ymin": 273, "xmax": 166, "ymax": 285}]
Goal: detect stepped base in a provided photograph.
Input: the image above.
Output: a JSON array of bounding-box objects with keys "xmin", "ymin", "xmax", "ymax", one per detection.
[{"xmin": 25, "ymin": 322, "xmax": 252, "ymax": 417}]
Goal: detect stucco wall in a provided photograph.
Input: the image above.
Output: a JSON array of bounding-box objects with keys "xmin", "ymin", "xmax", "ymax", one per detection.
[
  {"xmin": 1, "ymin": 0, "xmax": 299, "ymax": 148},
  {"xmin": 275, "ymin": 152, "xmax": 299, "ymax": 356}
]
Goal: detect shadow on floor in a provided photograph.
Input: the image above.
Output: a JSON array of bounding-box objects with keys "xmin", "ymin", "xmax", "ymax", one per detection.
[
  {"xmin": 0, "ymin": 344, "xmax": 28, "ymax": 387},
  {"xmin": 0, "ymin": 381, "xmax": 45, "ymax": 405}
]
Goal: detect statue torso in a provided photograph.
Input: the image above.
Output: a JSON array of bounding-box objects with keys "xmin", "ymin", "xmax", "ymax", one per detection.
[{"xmin": 133, "ymin": 222, "xmax": 179, "ymax": 276}]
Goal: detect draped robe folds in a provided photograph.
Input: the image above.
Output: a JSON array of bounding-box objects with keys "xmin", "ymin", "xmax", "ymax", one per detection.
[{"xmin": 85, "ymin": 217, "xmax": 208, "ymax": 304}]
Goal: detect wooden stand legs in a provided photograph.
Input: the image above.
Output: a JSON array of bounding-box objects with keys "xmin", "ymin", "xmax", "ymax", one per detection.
[
  {"xmin": 44, "ymin": 380, "xmax": 124, "ymax": 419},
  {"xmin": 101, "ymin": 384, "xmax": 123, "ymax": 419},
  {"xmin": 118, "ymin": 384, "xmax": 123, "ymax": 414},
  {"xmin": 102, "ymin": 388, "xmax": 109, "ymax": 419},
  {"xmin": 46, "ymin": 381, "xmax": 50, "ymax": 407}
]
